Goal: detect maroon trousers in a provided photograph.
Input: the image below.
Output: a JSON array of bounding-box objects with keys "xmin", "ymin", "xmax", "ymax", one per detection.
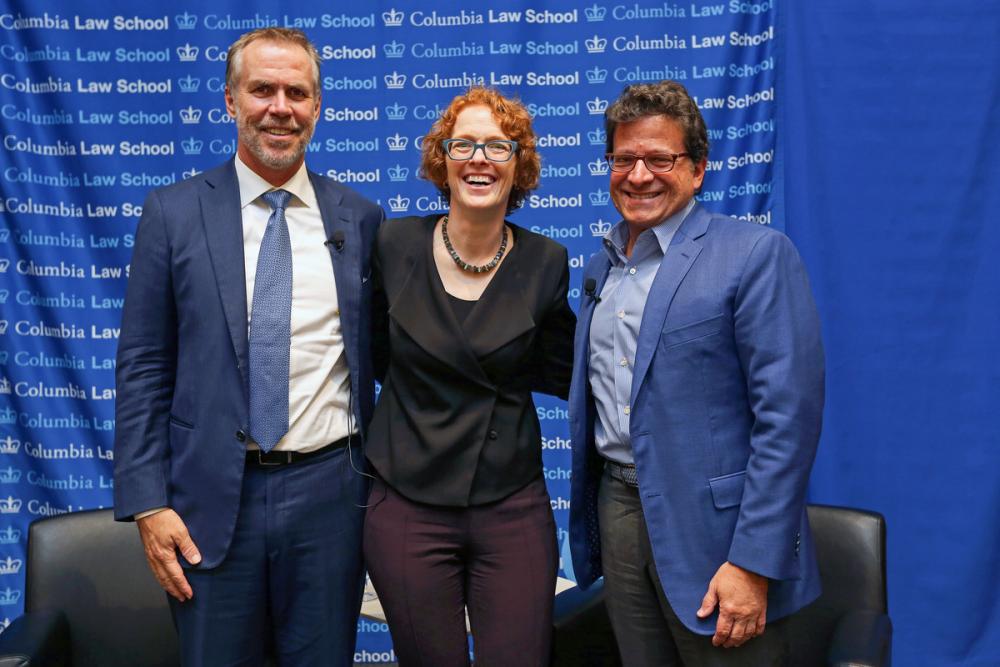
[{"xmin": 363, "ymin": 476, "xmax": 558, "ymax": 667}]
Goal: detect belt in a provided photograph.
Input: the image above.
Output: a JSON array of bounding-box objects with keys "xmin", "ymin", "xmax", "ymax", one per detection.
[
  {"xmin": 605, "ymin": 460, "xmax": 639, "ymax": 488},
  {"xmin": 246, "ymin": 435, "xmax": 351, "ymax": 467}
]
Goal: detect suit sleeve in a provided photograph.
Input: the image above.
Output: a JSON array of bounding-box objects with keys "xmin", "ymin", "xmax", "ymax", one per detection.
[
  {"xmin": 113, "ymin": 189, "xmax": 178, "ymax": 521},
  {"xmin": 371, "ymin": 221, "xmax": 391, "ymax": 384},
  {"xmin": 532, "ymin": 246, "xmax": 577, "ymax": 399},
  {"xmin": 727, "ymin": 231, "xmax": 824, "ymax": 580}
]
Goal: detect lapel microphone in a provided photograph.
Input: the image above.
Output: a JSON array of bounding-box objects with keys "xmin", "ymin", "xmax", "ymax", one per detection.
[
  {"xmin": 324, "ymin": 230, "xmax": 346, "ymax": 252},
  {"xmin": 584, "ymin": 278, "xmax": 601, "ymax": 303}
]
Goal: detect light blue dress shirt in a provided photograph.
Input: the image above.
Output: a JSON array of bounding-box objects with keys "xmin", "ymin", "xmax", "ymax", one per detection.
[{"xmin": 589, "ymin": 200, "xmax": 695, "ymax": 464}]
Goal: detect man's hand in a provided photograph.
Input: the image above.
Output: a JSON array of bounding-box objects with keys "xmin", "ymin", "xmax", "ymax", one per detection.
[
  {"xmin": 136, "ymin": 509, "xmax": 202, "ymax": 601},
  {"xmin": 696, "ymin": 562, "xmax": 768, "ymax": 648}
]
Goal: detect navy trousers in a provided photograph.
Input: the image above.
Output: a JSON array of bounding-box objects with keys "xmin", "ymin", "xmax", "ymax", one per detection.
[{"xmin": 169, "ymin": 445, "xmax": 367, "ymax": 667}]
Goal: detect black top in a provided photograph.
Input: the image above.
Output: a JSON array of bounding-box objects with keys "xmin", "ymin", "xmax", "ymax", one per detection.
[
  {"xmin": 367, "ymin": 215, "xmax": 576, "ymax": 506},
  {"xmin": 446, "ymin": 292, "xmax": 477, "ymax": 324}
]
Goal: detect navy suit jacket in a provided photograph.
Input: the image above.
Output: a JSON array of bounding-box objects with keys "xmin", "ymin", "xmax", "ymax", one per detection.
[
  {"xmin": 113, "ymin": 161, "xmax": 384, "ymax": 567},
  {"xmin": 569, "ymin": 203, "xmax": 825, "ymax": 634}
]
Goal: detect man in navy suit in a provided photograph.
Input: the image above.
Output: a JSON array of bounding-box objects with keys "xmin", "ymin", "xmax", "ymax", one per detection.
[
  {"xmin": 113, "ymin": 28, "xmax": 383, "ymax": 666},
  {"xmin": 569, "ymin": 81, "xmax": 824, "ymax": 665}
]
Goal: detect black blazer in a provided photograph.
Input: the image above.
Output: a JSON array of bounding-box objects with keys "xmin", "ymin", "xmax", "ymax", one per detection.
[{"xmin": 367, "ymin": 215, "xmax": 576, "ymax": 506}]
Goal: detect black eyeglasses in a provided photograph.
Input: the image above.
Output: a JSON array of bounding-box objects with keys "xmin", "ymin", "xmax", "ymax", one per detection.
[
  {"xmin": 605, "ymin": 152, "xmax": 690, "ymax": 173},
  {"xmin": 442, "ymin": 139, "xmax": 519, "ymax": 163}
]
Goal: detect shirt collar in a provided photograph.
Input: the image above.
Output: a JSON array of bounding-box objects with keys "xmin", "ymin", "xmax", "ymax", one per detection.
[
  {"xmin": 234, "ymin": 155, "xmax": 316, "ymax": 210},
  {"xmin": 602, "ymin": 198, "xmax": 696, "ymax": 263}
]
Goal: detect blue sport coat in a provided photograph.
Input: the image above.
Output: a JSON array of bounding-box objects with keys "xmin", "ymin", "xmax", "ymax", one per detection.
[
  {"xmin": 569, "ymin": 203, "xmax": 824, "ymax": 634},
  {"xmin": 112, "ymin": 160, "xmax": 384, "ymax": 567}
]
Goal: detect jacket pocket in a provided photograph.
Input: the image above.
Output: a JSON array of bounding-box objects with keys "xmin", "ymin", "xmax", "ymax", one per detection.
[
  {"xmin": 708, "ymin": 469, "xmax": 746, "ymax": 509},
  {"xmin": 169, "ymin": 414, "xmax": 194, "ymax": 429},
  {"xmin": 660, "ymin": 314, "xmax": 723, "ymax": 349}
]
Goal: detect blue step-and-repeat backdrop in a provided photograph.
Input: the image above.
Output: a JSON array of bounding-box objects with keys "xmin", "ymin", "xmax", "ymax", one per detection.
[{"xmin": 0, "ymin": 0, "xmax": 777, "ymax": 659}]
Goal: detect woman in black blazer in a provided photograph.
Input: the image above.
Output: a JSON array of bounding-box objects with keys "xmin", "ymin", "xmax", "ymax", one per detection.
[{"xmin": 364, "ymin": 86, "xmax": 576, "ymax": 666}]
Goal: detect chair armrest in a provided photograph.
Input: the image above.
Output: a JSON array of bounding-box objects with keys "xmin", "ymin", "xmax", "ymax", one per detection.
[
  {"xmin": 827, "ymin": 609, "xmax": 892, "ymax": 667},
  {"xmin": 552, "ymin": 581, "xmax": 621, "ymax": 667},
  {"xmin": 0, "ymin": 610, "xmax": 70, "ymax": 667}
]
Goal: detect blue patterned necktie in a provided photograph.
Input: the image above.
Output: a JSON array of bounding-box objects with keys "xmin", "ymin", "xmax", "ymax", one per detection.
[{"xmin": 249, "ymin": 189, "xmax": 293, "ymax": 452}]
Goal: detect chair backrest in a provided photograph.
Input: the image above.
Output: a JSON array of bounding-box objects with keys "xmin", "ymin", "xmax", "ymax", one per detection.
[
  {"xmin": 787, "ymin": 504, "xmax": 888, "ymax": 664},
  {"xmin": 24, "ymin": 509, "xmax": 179, "ymax": 667}
]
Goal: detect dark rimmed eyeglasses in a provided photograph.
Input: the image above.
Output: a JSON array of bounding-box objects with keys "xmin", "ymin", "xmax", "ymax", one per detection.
[
  {"xmin": 605, "ymin": 152, "xmax": 690, "ymax": 173},
  {"xmin": 442, "ymin": 139, "xmax": 519, "ymax": 163}
]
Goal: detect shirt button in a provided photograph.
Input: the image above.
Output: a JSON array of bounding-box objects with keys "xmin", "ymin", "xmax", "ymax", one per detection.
[
  {"xmin": 628, "ymin": 267, "xmax": 637, "ymax": 275},
  {"xmin": 623, "ymin": 406, "xmax": 631, "ymax": 415},
  {"xmin": 617, "ymin": 310, "xmax": 625, "ymax": 319},
  {"xmin": 235, "ymin": 430, "xmax": 247, "ymax": 442},
  {"xmin": 488, "ymin": 429, "xmax": 499, "ymax": 440},
  {"xmin": 619, "ymin": 357, "xmax": 628, "ymax": 367}
]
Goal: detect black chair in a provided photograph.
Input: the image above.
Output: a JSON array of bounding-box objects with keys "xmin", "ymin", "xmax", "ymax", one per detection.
[
  {"xmin": 552, "ymin": 504, "xmax": 891, "ymax": 667},
  {"xmin": 0, "ymin": 509, "xmax": 178, "ymax": 667}
]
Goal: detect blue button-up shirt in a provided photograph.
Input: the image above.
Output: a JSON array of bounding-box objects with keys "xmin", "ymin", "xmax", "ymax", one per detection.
[{"xmin": 589, "ymin": 200, "xmax": 694, "ymax": 464}]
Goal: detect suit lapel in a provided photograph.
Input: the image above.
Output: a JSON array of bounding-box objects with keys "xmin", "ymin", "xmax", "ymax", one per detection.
[
  {"xmin": 630, "ymin": 205, "xmax": 710, "ymax": 406},
  {"xmin": 569, "ymin": 253, "xmax": 611, "ymax": 434},
  {"xmin": 388, "ymin": 220, "xmax": 493, "ymax": 389},
  {"xmin": 310, "ymin": 173, "xmax": 359, "ymax": 374},
  {"xmin": 200, "ymin": 162, "xmax": 250, "ymax": 393}
]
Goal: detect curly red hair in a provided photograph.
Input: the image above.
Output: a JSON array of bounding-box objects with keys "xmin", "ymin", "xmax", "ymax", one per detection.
[{"xmin": 419, "ymin": 86, "xmax": 540, "ymax": 214}]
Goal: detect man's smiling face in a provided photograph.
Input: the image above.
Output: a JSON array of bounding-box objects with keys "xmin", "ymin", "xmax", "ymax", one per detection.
[{"xmin": 609, "ymin": 115, "xmax": 706, "ymax": 235}]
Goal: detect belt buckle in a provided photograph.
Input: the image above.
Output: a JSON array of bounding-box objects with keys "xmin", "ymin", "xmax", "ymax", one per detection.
[{"xmin": 257, "ymin": 449, "xmax": 291, "ymax": 466}]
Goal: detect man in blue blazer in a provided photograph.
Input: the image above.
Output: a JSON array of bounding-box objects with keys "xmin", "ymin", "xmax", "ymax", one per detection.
[
  {"xmin": 113, "ymin": 28, "xmax": 382, "ymax": 666},
  {"xmin": 569, "ymin": 81, "xmax": 824, "ymax": 665}
]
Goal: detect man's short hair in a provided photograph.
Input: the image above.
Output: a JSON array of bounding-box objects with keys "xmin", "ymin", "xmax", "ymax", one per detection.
[
  {"xmin": 604, "ymin": 81, "xmax": 709, "ymax": 164},
  {"xmin": 225, "ymin": 28, "xmax": 322, "ymax": 93}
]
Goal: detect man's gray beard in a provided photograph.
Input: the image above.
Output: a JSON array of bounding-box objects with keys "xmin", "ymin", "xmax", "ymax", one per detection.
[{"xmin": 237, "ymin": 112, "xmax": 314, "ymax": 170}]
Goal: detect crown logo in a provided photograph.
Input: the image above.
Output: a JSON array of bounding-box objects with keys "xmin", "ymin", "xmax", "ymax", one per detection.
[
  {"xmin": 182, "ymin": 168, "xmax": 201, "ymax": 180},
  {"xmin": 0, "ymin": 527, "xmax": 20, "ymax": 545},
  {"xmin": 388, "ymin": 164, "xmax": 409, "ymax": 182},
  {"xmin": 384, "ymin": 71, "xmax": 406, "ymax": 89},
  {"xmin": 0, "ymin": 291, "xmax": 7, "ymax": 305},
  {"xmin": 589, "ymin": 189, "xmax": 611, "ymax": 206},
  {"xmin": 586, "ymin": 67, "xmax": 608, "ymax": 84},
  {"xmin": 0, "ymin": 408, "xmax": 13, "ymax": 424},
  {"xmin": 181, "ymin": 137, "xmax": 203, "ymax": 155},
  {"xmin": 177, "ymin": 75, "xmax": 200, "ymax": 93},
  {"xmin": 180, "ymin": 106, "xmax": 202, "ymax": 124},
  {"xmin": 0, "ymin": 260, "xmax": 9, "ymax": 273},
  {"xmin": 0, "ymin": 498, "xmax": 21, "ymax": 515},
  {"xmin": 585, "ymin": 35, "xmax": 608, "ymax": 53},
  {"xmin": 585, "ymin": 4, "xmax": 607, "ymax": 21},
  {"xmin": 175, "ymin": 12, "xmax": 197, "ymax": 29},
  {"xmin": 384, "ymin": 102, "xmax": 407, "ymax": 121},
  {"xmin": 0, "ymin": 379, "xmax": 9, "ymax": 395},
  {"xmin": 0, "ymin": 468, "xmax": 19, "ymax": 484},
  {"xmin": 387, "ymin": 195, "xmax": 410, "ymax": 213},
  {"xmin": 586, "ymin": 98, "xmax": 609, "ymax": 115},
  {"xmin": 0, "ymin": 321, "xmax": 7, "ymax": 335},
  {"xmin": 588, "ymin": 159, "xmax": 610, "ymax": 176},
  {"xmin": 176, "ymin": 44, "xmax": 199, "ymax": 62},
  {"xmin": 587, "ymin": 128, "xmax": 607, "ymax": 146},
  {"xmin": 0, "ymin": 557, "xmax": 21, "ymax": 576},
  {"xmin": 383, "ymin": 40, "xmax": 405, "ymax": 58},
  {"xmin": 0, "ymin": 229, "xmax": 7, "ymax": 241},
  {"xmin": 386, "ymin": 133, "xmax": 408, "ymax": 151},
  {"xmin": 382, "ymin": 9, "xmax": 404, "ymax": 26},
  {"xmin": 590, "ymin": 219, "xmax": 612, "ymax": 236},
  {"xmin": 0, "ymin": 438, "xmax": 18, "ymax": 454},
  {"xmin": 0, "ymin": 588, "xmax": 20, "ymax": 605}
]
